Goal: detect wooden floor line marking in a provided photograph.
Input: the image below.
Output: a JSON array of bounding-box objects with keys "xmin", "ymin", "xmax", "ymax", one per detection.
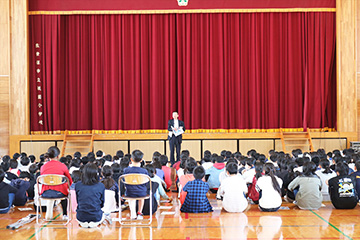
[
  {"xmin": 26, "ymin": 214, "xmax": 61, "ymax": 240},
  {"xmin": 310, "ymin": 210, "xmax": 353, "ymax": 240}
]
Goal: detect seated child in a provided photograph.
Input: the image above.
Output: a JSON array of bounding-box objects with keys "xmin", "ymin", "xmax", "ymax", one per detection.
[
  {"xmin": 179, "ymin": 158, "xmax": 198, "ymax": 204},
  {"xmin": 0, "ymin": 169, "xmax": 17, "ymax": 214},
  {"xmin": 218, "ymin": 162, "xmax": 248, "ymax": 212},
  {"xmin": 27, "ymin": 164, "xmax": 40, "ymax": 200},
  {"xmin": 256, "ymin": 163, "xmax": 283, "ymax": 212},
  {"xmin": 351, "ymin": 160, "xmax": 360, "ymax": 200},
  {"xmin": 315, "ymin": 159, "xmax": 336, "ymax": 201},
  {"xmin": 180, "ymin": 166, "xmax": 213, "ymax": 213},
  {"xmin": 75, "ymin": 163, "xmax": 106, "ymax": 228},
  {"xmin": 101, "ymin": 166, "xmax": 119, "ymax": 213},
  {"xmin": 288, "ymin": 161, "xmax": 322, "ymax": 210},
  {"xmin": 247, "ymin": 161, "xmax": 264, "ymax": 204},
  {"xmin": 70, "ymin": 170, "xmax": 81, "ymax": 212},
  {"xmin": 160, "ymin": 155, "xmax": 172, "ymax": 190},
  {"xmin": 19, "ymin": 156, "xmax": 31, "ymax": 173},
  {"xmin": 9, "ymin": 159, "xmax": 20, "ymax": 177},
  {"xmin": 123, "ymin": 150, "xmax": 149, "ymax": 220},
  {"xmin": 142, "ymin": 164, "xmax": 160, "ymax": 215},
  {"xmin": 10, "ymin": 171, "xmax": 31, "ymax": 206},
  {"xmin": 328, "ymin": 162, "xmax": 358, "ymax": 209},
  {"xmin": 206, "ymin": 156, "xmax": 226, "ymax": 193}
]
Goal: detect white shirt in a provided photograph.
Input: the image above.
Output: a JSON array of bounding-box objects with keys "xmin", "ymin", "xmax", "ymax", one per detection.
[
  {"xmin": 256, "ymin": 175, "xmax": 283, "ymax": 209},
  {"xmin": 315, "ymin": 169, "xmax": 336, "ymax": 201},
  {"xmin": 242, "ymin": 168, "xmax": 256, "ymax": 184},
  {"xmin": 202, "ymin": 162, "xmax": 213, "ymax": 170},
  {"xmin": 174, "ymin": 119, "xmax": 179, "ymax": 129},
  {"xmin": 168, "ymin": 119, "xmax": 180, "ymax": 138},
  {"xmin": 218, "ymin": 175, "xmax": 248, "ymax": 212}
]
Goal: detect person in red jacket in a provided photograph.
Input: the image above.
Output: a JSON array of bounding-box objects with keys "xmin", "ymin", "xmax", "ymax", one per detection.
[{"xmin": 40, "ymin": 146, "xmax": 73, "ymax": 220}]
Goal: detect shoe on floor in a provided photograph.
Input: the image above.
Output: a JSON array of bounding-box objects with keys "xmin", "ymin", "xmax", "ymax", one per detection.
[{"xmin": 136, "ymin": 212, "xmax": 143, "ymax": 220}]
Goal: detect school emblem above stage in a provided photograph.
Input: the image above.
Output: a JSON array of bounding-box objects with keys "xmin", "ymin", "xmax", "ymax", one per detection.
[{"xmin": 177, "ymin": 0, "xmax": 189, "ymax": 6}]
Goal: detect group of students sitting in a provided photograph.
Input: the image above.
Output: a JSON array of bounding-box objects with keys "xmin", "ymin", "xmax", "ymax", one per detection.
[{"xmin": 0, "ymin": 146, "xmax": 359, "ymax": 227}]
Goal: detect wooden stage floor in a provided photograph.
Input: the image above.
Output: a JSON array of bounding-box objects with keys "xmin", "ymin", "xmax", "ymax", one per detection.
[{"xmin": 2, "ymin": 193, "xmax": 359, "ymax": 240}]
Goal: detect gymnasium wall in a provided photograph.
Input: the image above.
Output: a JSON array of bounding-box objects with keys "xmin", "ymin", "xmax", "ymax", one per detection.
[
  {"xmin": 0, "ymin": 0, "xmax": 10, "ymax": 156},
  {"xmin": 13, "ymin": 132, "xmax": 348, "ymax": 160}
]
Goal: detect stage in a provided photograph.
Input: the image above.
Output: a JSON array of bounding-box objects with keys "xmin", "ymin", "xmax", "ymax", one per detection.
[{"xmin": 10, "ymin": 131, "xmax": 355, "ymax": 160}]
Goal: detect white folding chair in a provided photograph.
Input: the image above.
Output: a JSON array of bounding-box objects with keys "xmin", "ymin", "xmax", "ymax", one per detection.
[
  {"xmin": 119, "ymin": 174, "xmax": 152, "ymax": 225},
  {"xmin": 36, "ymin": 174, "xmax": 72, "ymax": 225}
]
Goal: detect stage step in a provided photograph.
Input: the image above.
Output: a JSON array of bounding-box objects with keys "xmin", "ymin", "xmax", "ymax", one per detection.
[
  {"xmin": 60, "ymin": 130, "xmax": 95, "ymax": 157},
  {"xmin": 280, "ymin": 129, "xmax": 314, "ymax": 153}
]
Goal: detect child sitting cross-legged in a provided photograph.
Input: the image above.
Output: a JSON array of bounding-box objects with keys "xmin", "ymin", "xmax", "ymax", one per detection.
[
  {"xmin": 0, "ymin": 169, "xmax": 17, "ymax": 214},
  {"xmin": 218, "ymin": 162, "xmax": 248, "ymax": 212},
  {"xmin": 180, "ymin": 166, "xmax": 213, "ymax": 213},
  {"xmin": 75, "ymin": 163, "xmax": 106, "ymax": 228}
]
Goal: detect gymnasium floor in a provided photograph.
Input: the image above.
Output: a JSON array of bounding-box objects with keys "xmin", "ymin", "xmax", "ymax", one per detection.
[{"xmin": 2, "ymin": 193, "xmax": 359, "ymax": 240}]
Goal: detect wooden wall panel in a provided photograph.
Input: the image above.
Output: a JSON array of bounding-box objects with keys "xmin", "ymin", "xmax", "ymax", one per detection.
[
  {"xmin": 20, "ymin": 141, "xmax": 56, "ymax": 159},
  {"xmin": 202, "ymin": 140, "xmax": 237, "ymax": 155},
  {"xmin": 357, "ymin": 0, "xmax": 360, "ymax": 141},
  {"xmin": 130, "ymin": 141, "xmax": 164, "ymax": 161},
  {"xmin": 9, "ymin": 0, "xmax": 29, "ymax": 136},
  {"xmin": 312, "ymin": 139, "xmax": 347, "ymax": 153},
  {"xmin": 0, "ymin": 0, "xmax": 10, "ymax": 75},
  {"xmin": 0, "ymin": 0, "xmax": 10, "ymax": 156},
  {"xmin": 239, "ymin": 140, "xmax": 274, "ymax": 156},
  {"xmin": 0, "ymin": 77, "xmax": 9, "ymax": 156},
  {"xmin": 337, "ymin": 0, "xmax": 357, "ymax": 133},
  {"xmin": 165, "ymin": 140, "xmax": 201, "ymax": 161},
  {"xmin": 93, "ymin": 141, "xmax": 128, "ymax": 156}
]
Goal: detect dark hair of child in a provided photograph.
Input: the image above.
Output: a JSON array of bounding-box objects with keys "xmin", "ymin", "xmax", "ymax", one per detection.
[
  {"xmin": 19, "ymin": 171, "xmax": 31, "ymax": 179},
  {"xmin": 71, "ymin": 170, "xmax": 82, "ymax": 183},
  {"xmin": 152, "ymin": 160, "xmax": 162, "ymax": 170},
  {"xmin": 29, "ymin": 155, "xmax": 36, "ymax": 163},
  {"xmin": 144, "ymin": 164, "xmax": 156, "ymax": 178},
  {"xmin": 29, "ymin": 164, "xmax": 39, "ymax": 175},
  {"xmin": 226, "ymin": 162, "xmax": 238, "ymax": 175},
  {"xmin": 185, "ymin": 158, "xmax": 198, "ymax": 174},
  {"xmin": 254, "ymin": 161, "xmax": 264, "ymax": 179},
  {"xmin": 45, "ymin": 146, "xmax": 60, "ymax": 159},
  {"xmin": 81, "ymin": 163, "xmax": 99, "ymax": 185},
  {"xmin": 2, "ymin": 155, "xmax": 10, "ymax": 163},
  {"xmin": 116, "ymin": 150, "xmax": 124, "ymax": 159},
  {"xmin": 355, "ymin": 160, "xmax": 360, "ymax": 172},
  {"xmin": 70, "ymin": 158, "xmax": 81, "ymax": 168},
  {"xmin": 101, "ymin": 165, "xmax": 116, "ymax": 189},
  {"xmin": 193, "ymin": 166, "xmax": 205, "ymax": 180},
  {"xmin": 131, "ymin": 150, "xmax": 144, "ymax": 163},
  {"xmin": 74, "ymin": 151, "xmax": 81, "ymax": 159},
  {"xmin": 335, "ymin": 162, "xmax": 349, "ymax": 176},
  {"xmin": 159, "ymin": 155, "xmax": 168, "ymax": 166},
  {"xmin": 1, "ymin": 162, "xmax": 9, "ymax": 172},
  {"xmin": 10, "ymin": 159, "xmax": 18, "ymax": 169},
  {"xmin": 302, "ymin": 161, "xmax": 317, "ymax": 177},
  {"xmin": 319, "ymin": 159, "xmax": 332, "ymax": 174},
  {"xmin": 96, "ymin": 150, "xmax": 103, "ymax": 158}
]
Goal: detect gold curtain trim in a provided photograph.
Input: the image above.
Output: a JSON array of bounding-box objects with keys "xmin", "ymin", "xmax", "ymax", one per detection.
[
  {"xmin": 30, "ymin": 127, "xmax": 336, "ymax": 135},
  {"xmin": 28, "ymin": 8, "xmax": 336, "ymax": 15}
]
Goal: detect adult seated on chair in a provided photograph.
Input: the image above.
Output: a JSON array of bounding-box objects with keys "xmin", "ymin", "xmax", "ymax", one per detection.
[{"xmin": 40, "ymin": 146, "xmax": 73, "ymax": 220}]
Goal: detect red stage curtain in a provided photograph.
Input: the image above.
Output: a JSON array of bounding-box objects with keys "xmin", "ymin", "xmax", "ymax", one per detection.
[{"xmin": 29, "ymin": 12, "xmax": 336, "ymax": 132}]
